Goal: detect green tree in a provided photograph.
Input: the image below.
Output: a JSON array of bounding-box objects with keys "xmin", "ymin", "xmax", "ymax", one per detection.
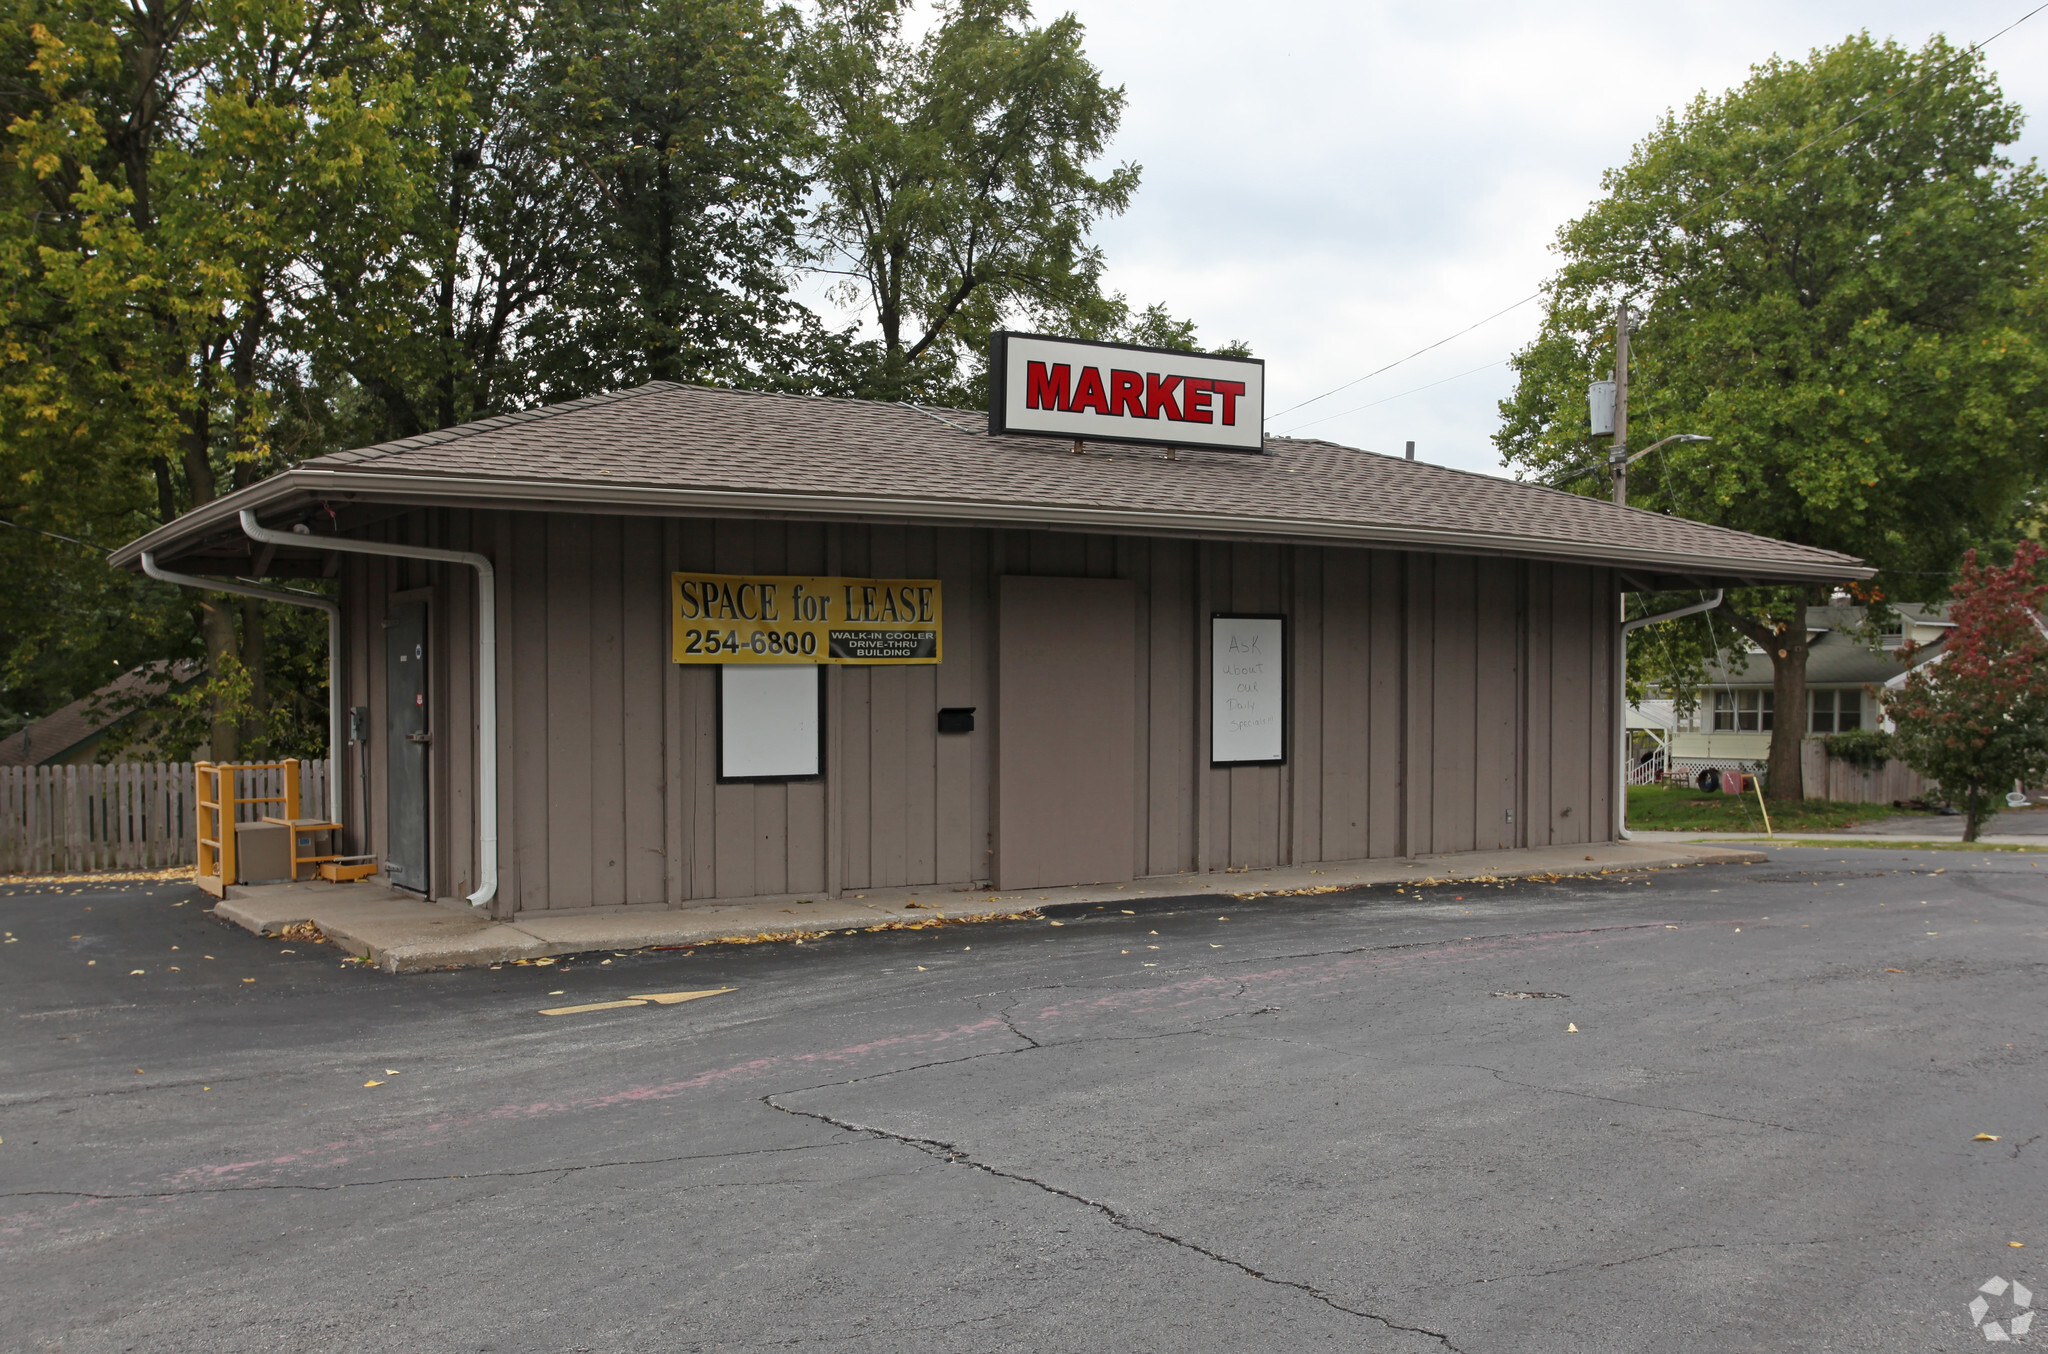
[
  {"xmin": 1889, "ymin": 543, "xmax": 2048, "ymax": 840},
  {"xmin": 524, "ymin": 0, "xmax": 811, "ymax": 396},
  {"xmin": 797, "ymin": 0, "xmax": 1137, "ymax": 400},
  {"xmin": 0, "ymin": 1, "xmax": 408, "ymax": 758},
  {"xmin": 1498, "ymin": 33, "xmax": 2048, "ymax": 798},
  {"xmin": 302, "ymin": 0, "xmax": 581, "ymax": 442}
]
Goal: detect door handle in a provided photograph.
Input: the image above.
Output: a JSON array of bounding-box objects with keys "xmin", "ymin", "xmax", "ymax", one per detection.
[{"xmin": 407, "ymin": 731, "xmax": 432, "ymax": 744}]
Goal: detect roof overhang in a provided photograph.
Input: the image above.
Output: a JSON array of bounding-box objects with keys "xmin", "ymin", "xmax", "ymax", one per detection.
[{"xmin": 110, "ymin": 465, "xmax": 1876, "ymax": 590}]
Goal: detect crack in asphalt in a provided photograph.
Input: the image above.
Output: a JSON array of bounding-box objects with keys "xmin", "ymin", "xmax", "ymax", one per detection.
[
  {"xmin": 1445, "ymin": 1236, "xmax": 1843, "ymax": 1288},
  {"xmin": 764, "ymin": 1095, "xmax": 1464, "ymax": 1352},
  {"xmin": 0, "ymin": 1140, "xmax": 851, "ymax": 1203},
  {"xmin": 994, "ymin": 999, "xmax": 1042, "ymax": 1049}
]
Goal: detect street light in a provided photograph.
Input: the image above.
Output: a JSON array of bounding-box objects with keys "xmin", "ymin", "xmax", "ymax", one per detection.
[{"xmin": 1609, "ymin": 433, "xmax": 1709, "ymax": 507}]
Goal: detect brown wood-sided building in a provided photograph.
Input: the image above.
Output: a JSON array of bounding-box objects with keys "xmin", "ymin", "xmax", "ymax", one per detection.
[{"xmin": 112, "ymin": 383, "xmax": 1864, "ymax": 917}]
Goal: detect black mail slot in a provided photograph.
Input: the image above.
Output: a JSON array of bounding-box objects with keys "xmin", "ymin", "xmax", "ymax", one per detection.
[{"xmin": 937, "ymin": 707, "xmax": 975, "ymax": 734}]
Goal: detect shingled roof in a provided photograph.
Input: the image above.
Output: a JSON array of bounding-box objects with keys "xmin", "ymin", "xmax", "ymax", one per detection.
[{"xmin": 111, "ymin": 381, "xmax": 1870, "ymax": 586}]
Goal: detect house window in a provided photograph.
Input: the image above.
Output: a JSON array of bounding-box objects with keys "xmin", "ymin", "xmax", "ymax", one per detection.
[
  {"xmin": 1809, "ymin": 689, "xmax": 1862, "ymax": 734},
  {"xmin": 1712, "ymin": 691, "xmax": 1773, "ymax": 732}
]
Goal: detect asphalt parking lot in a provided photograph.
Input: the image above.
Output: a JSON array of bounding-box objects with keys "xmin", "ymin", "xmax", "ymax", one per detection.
[{"xmin": 3, "ymin": 845, "xmax": 2044, "ymax": 1352}]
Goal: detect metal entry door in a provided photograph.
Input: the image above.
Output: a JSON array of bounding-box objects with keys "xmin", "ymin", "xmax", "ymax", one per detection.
[
  {"xmin": 385, "ymin": 604, "xmax": 430, "ymax": 893},
  {"xmin": 996, "ymin": 576, "xmax": 1136, "ymax": 889}
]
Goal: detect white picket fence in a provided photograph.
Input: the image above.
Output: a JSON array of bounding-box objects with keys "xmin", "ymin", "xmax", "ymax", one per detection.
[{"xmin": 0, "ymin": 760, "xmax": 329, "ymax": 875}]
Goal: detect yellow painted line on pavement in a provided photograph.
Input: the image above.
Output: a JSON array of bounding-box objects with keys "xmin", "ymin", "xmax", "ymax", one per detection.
[
  {"xmin": 539, "ymin": 988, "xmax": 733, "ymax": 1017},
  {"xmin": 539, "ymin": 999, "xmax": 649, "ymax": 1016}
]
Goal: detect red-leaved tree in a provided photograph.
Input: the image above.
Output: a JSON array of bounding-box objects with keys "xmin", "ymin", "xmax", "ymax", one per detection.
[{"xmin": 1888, "ymin": 543, "xmax": 2048, "ymax": 841}]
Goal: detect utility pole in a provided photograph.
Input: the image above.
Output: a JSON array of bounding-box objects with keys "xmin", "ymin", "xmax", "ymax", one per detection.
[{"xmin": 1609, "ymin": 301, "xmax": 1631, "ymax": 506}]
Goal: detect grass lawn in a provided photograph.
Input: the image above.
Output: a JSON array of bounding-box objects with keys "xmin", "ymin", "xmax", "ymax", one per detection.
[{"xmin": 1625, "ymin": 783, "xmax": 1930, "ymax": 833}]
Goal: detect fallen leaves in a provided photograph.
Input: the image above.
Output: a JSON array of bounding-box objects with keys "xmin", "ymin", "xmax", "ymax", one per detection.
[
  {"xmin": 1566, "ymin": 1023, "xmax": 1581, "ymax": 1033},
  {"xmin": 363, "ymin": 1080, "xmax": 384, "ymax": 1088},
  {"xmin": 1976, "ymin": 1133, "xmax": 2002, "ymax": 1142},
  {"xmin": 1, "ymin": 867, "xmax": 193, "ymax": 886}
]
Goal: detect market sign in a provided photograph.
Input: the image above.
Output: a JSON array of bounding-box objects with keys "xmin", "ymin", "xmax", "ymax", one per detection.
[
  {"xmin": 987, "ymin": 331, "xmax": 1266, "ymax": 454},
  {"xmin": 671, "ymin": 573, "xmax": 941, "ymax": 665}
]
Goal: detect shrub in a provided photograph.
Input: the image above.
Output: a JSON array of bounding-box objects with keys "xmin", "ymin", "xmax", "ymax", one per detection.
[{"xmin": 1823, "ymin": 728, "xmax": 1897, "ymax": 771}]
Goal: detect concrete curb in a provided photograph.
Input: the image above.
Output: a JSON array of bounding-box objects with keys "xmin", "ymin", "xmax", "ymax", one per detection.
[{"xmin": 209, "ymin": 842, "xmax": 1769, "ymax": 973}]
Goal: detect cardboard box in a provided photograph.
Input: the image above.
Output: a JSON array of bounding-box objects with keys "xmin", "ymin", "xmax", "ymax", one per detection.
[{"xmin": 233, "ymin": 822, "xmax": 292, "ymax": 884}]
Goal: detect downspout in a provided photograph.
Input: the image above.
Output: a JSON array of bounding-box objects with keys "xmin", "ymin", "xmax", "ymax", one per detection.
[
  {"xmin": 238, "ymin": 511, "xmax": 497, "ymax": 910},
  {"xmin": 1617, "ymin": 589, "xmax": 1723, "ymax": 841},
  {"xmin": 140, "ymin": 552, "xmax": 343, "ymax": 825}
]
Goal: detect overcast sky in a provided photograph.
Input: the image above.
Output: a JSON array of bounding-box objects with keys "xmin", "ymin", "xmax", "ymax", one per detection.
[{"xmin": 897, "ymin": 0, "xmax": 2048, "ymax": 477}]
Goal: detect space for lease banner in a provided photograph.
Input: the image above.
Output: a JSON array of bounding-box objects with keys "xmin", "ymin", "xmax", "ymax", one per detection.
[
  {"xmin": 672, "ymin": 573, "xmax": 942, "ymax": 665},
  {"xmin": 987, "ymin": 332, "xmax": 1266, "ymax": 453}
]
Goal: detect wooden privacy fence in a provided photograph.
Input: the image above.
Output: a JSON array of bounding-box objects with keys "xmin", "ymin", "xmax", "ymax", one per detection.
[
  {"xmin": 1798, "ymin": 740, "xmax": 1936, "ymax": 804},
  {"xmin": 0, "ymin": 760, "xmax": 329, "ymax": 875}
]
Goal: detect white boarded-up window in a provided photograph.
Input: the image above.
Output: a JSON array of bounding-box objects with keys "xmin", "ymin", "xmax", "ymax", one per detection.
[
  {"xmin": 1211, "ymin": 616, "xmax": 1285, "ymax": 765},
  {"xmin": 720, "ymin": 665, "xmax": 822, "ymax": 780}
]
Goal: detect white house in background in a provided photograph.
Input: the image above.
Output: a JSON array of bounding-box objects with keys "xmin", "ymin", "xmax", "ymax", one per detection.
[{"xmin": 1626, "ymin": 604, "xmax": 1953, "ymax": 772}]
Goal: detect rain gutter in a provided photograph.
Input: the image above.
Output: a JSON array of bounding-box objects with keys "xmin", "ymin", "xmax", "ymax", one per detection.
[{"xmin": 238, "ymin": 511, "xmax": 498, "ymax": 910}]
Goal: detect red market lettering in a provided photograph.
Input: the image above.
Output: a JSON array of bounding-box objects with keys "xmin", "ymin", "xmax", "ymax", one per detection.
[
  {"xmin": 1145, "ymin": 373, "xmax": 1183, "ymax": 420},
  {"xmin": 1069, "ymin": 366, "xmax": 1110, "ymax": 414},
  {"xmin": 1026, "ymin": 361, "xmax": 1071, "ymax": 411},
  {"xmin": 1023, "ymin": 360, "xmax": 1244, "ymax": 426}
]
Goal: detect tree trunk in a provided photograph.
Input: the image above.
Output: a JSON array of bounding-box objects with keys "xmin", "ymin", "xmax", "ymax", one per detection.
[
  {"xmin": 1766, "ymin": 619, "xmax": 1809, "ymax": 802},
  {"xmin": 198, "ymin": 598, "xmax": 239, "ymax": 761},
  {"xmin": 1715, "ymin": 598, "xmax": 1811, "ymax": 800},
  {"xmin": 180, "ymin": 402, "xmax": 242, "ymax": 761},
  {"xmin": 238, "ymin": 594, "xmax": 267, "ymax": 753}
]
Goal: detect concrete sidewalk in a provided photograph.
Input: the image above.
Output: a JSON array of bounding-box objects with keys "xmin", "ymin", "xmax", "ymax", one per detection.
[
  {"xmin": 1630, "ymin": 806, "xmax": 2048, "ymax": 849},
  {"xmin": 212, "ymin": 840, "xmax": 1767, "ymax": 973}
]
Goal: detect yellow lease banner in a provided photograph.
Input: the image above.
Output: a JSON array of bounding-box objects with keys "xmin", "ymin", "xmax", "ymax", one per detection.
[{"xmin": 671, "ymin": 573, "xmax": 942, "ymax": 665}]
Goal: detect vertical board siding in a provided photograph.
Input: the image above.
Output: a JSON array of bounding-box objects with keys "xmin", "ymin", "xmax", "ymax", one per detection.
[
  {"xmin": 1429, "ymin": 553, "xmax": 1480, "ymax": 855},
  {"xmin": 544, "ymin": 514, "xmax": 596, "ymax": 906},
  {"xmin": 333, "ymin": 507, "xmax": 1622, "ymax": 910},
  {"xmin": 621, "ymin": 517, "xmax": 669, "ymax": 902},
  {"xmin": 1144, "ymin": 538, "xmax": 1197, "ymax": 876}
]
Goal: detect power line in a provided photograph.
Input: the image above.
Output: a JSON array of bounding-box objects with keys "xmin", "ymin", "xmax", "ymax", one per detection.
[
  {"xmin": 1267, "ymin": 295, "xmax": 1536, "ymax": 422},
  {"xmin": 1264, "ymin": 0, "xmax": 2048, "ymax": 432},
  {"xmin": 1278, "ymin": 358, "xmax": 1506, "ymax": 436},
  {"xmin": 0, "ymin": 518, "xmax": 102, "ymax": 552}
]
